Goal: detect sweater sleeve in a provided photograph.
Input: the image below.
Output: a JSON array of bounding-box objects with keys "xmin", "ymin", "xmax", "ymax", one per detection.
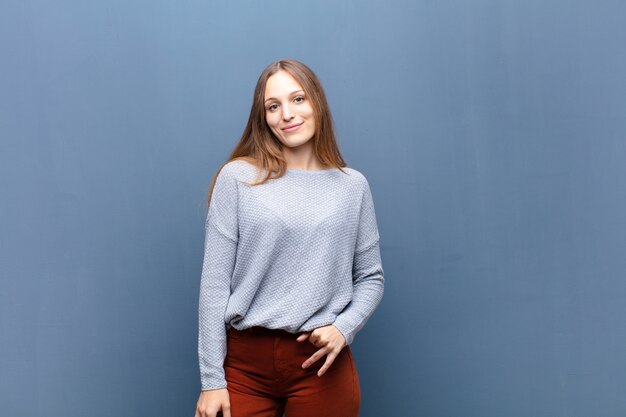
[
  {"xmin": 333, "ymin": 177, "xmax": 385, "ymax": 345},
  {"xmin": 198, "ymin": 166, "xmax": 239, "ymax": 391}
]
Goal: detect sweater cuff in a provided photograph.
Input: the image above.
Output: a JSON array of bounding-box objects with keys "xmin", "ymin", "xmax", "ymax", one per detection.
[
  {"xmin": 200, "ymin": 378, "xmax": 227, "ymax": 391},
  {"xmin": 332, "ymin": 319, "xmax": 356, "ymax": 346},
  {"xmin": 201, "ymin": 384, "xmax": 228, "ymax": 392}
]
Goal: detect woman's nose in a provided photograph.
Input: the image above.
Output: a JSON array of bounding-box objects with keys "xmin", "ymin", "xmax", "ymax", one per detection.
[{"xmin": 282, "ymin": 104, "xmax": 294, "ymax": 121}]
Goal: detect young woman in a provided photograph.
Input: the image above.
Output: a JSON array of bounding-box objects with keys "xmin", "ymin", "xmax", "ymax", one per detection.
[{"xmin": 194, "ymin": 59, "xmax": 384, "ymax": 417}]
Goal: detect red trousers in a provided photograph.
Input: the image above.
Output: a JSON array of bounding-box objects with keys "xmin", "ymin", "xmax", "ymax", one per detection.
[{"xmin": 223, "ymin": 326, "xmax": 361, "ymax": 417}]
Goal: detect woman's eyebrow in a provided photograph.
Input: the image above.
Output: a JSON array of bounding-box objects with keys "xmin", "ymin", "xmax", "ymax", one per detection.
[{"xmin": 264, "ymin": 90, "xmax": 304, "ymax": 103}]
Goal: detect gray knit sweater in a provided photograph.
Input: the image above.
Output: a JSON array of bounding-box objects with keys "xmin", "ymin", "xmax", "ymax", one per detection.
[{"xmin": 198, "ymin": 159, "xmax": 384, "ymax": 390}]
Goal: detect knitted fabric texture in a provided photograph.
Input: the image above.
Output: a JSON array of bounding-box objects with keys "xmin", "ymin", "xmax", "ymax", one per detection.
[{"xmin": 198, "ymin": 159, "xmax": 385, "ymax": 390}]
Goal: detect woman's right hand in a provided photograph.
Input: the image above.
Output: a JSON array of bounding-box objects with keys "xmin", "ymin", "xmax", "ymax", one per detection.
[{"xmin": 194, "ymin": 388, "xmax": 231, "ymax": 417}]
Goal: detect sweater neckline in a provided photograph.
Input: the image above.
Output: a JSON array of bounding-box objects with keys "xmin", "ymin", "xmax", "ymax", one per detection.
[{"xmin": 285, "ymin": 167, "xmax": 340, "ymax": 175}]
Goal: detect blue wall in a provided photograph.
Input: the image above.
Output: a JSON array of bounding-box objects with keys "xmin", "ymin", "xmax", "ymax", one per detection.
[{"xmin": 2, "ymin": 1, "xmax": 625, "ymax": 416}]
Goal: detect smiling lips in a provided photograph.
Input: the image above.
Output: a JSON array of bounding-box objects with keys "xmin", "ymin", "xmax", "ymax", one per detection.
[{"xmin": 282, "ymin": 122, "xmax": 303, "ymax": 132}]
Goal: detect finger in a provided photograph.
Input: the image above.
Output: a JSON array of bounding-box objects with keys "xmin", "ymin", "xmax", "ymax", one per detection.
[
  {"xmin": 317, "ymin": 351, "xmax": 338, "ymax": 376},
  {"xmin": 296, "ymin": 332, "xmax": 310, "ymax": 342},
  {"xmin": 308, "ymin": 334, "xmax": 323, "ymax": 347},
  {"xmin": 223, "ymin": 404, "xmax": 232, "ymax": 417},
  {"xmin": 308, "ymin": 329, "xmax": 322, "ymax": 343},
  {"xmin": 302, "ymin": 347, "xmax": 328, "ymax": 368}
]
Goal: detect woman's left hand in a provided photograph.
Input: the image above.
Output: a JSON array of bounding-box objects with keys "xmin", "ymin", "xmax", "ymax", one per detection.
[{"xmin": 297, "ymin": 324, "xmax": 347, "ymax": 376}]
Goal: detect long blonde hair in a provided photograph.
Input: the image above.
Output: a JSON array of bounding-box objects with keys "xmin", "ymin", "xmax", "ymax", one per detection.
[{"xmin": 207, "ymin": 59, "xmax": 347, "ymax": 206}]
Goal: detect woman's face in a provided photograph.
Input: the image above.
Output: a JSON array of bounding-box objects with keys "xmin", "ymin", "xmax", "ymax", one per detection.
[{"xmin": 264, "ymin": 70, "xmax": 316, "ymax": 149}]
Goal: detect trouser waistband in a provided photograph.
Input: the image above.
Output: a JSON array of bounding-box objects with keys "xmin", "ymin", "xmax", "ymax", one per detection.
[{"xmin": 228, "ymin": 325, "xmax": 296, "ymax": 337}]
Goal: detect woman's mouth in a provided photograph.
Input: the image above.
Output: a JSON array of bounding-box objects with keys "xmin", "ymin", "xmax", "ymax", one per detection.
[{"xmin": 282, "ymin": 122, "xmax": 303, "ymax": 133}]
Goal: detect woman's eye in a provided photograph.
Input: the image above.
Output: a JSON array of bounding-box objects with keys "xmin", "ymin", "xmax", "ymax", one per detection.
[
  {"xmin": 267, "ymin": 104, "xmax": 278, "ymax": 112},
  {"xmin": 294, "ymin": 96, "xmax": 305, "ymax": 103}
]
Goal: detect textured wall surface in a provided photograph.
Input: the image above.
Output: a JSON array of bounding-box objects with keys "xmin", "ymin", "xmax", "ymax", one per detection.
[{"xmin": 1, "ymin": 1, "xmax": 625, "ymax": 416}]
